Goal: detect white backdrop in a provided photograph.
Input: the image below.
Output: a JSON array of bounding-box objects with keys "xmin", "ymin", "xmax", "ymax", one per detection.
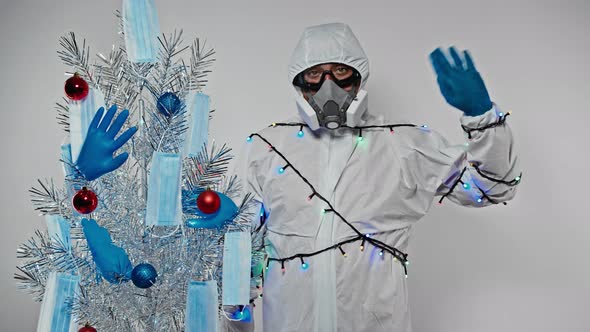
[{"xmin": 1, "ymin": 0, "xmax": 589, "ymax": 331}]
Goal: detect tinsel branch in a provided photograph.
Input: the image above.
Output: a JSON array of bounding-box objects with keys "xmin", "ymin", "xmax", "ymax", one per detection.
[
  {"xmin": 95, "ymin": 46, "xmax": 129, "ymax": 107},
  {"xmin": 29, "ymin": 179, "xmax": 69, "ymax": 216},
  {"xmin": 183, "ymin": 142, "xmax": 233, "ymax": 191},
  {"xmin": 114, "ymin": 10, "xmax": 126, "ymax": 45},
  {"xmin": 57, "ymin": 32, "xmax": 96, "ymax": 86},
  {"xmin": 15, "ymin": 230, "xmax": 93, "ymax": 301},
  {"xmin": 14, "ymin": 266, "xmax": 46, "ymax": 302},
  {"xmin": 54, "ymin": 99, "xmax": 70, "ymax": 133},
  {"xmin": 218, "ymin": 174, "xmax": 240, "ymax": 199},
  {"xmin": 154, "ymin": 30, "xmax": 188, "ymax": 96},
  {"xmin": 181, "ymin": 38, "xmax": 215, "ymax": 92},
  {"xmin": 145, "ymin": 104, "xmax": 188, "ymax": 153}
]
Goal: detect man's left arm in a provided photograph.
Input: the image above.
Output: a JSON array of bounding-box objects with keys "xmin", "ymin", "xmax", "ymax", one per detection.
[{"xmin": 428, "ymin": 47, "xmax": 521, "ymax": 207}]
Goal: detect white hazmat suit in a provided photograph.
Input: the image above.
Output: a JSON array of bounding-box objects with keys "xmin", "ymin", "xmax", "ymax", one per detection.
[{"xmin": 225, "ymin": 22, "xmax": 519, "ymax": 332}]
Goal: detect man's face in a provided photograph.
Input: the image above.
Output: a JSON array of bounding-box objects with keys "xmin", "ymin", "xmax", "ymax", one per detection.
[{"xmin": 301, "ymin": 63, "xmax": 360, "ymax": 100}]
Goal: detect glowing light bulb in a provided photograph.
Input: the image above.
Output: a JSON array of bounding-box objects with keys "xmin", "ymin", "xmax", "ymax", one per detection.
[
  {"xmin": 422, "ymin": 124, "xmax": 428, "ymax": 128},
  {"xmin": 278, "ymin": 167, "xmax": 285, "ymax": 174},
  {"xmin": 515, "ymin": 176, "xmax": 521, "ymax": 181},
  {"xmin": 357, "ymin": 136, "xmax": 364, "ymax": 142},
  {"xmin": 246, "ymin": 136, "xmax": 252, "ymax": 142},
  {"xmin": 339, "ymin": 247, "xmax": 347, "ymax": 257},
  {"xmin": 499, "ymin": 112, "xmax": 504, "ymax": 117},
  {"xmin": 298, "ymin": 130, "xmax": 304, "ymax": 137},
  {"xmin": 477, "ymin": 197, "xmax": 483, "ymax": 203},
  {"xmin": 379, "ymin": 250, "xmax": 384, "ymax": 256},
  {"xmin": 462, "ymin": 183, "xmax": 471, "ymax": 190},
  {"xmin": 301, "ymin": 262, "xmax": 309, "ymax": 270}
]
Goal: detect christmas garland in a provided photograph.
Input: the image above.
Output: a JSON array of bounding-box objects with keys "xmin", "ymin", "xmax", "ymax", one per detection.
[{"xmin": 250, "ymin": 114, "xmax": 522, "ymax": 279}]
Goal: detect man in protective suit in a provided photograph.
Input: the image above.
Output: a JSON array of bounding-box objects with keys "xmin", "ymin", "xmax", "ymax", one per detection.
[{"xmin": 224, "ymin": 22, "xmax": 520, "ymax": 332}]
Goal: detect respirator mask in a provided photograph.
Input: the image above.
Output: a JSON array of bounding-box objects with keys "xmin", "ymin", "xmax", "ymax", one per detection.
[{"xmin": 293, "ymin": 68, "xmax": 364, "ymax": 130}]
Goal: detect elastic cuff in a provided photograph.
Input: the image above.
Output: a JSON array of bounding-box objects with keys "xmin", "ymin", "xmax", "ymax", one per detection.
[
  {"xmin": 460, "ymin": 103, "xmax": 510, "ymax": 139},
  {"xmin": 460, "ymin": 103, "xmax": 500, "ymax": 128}
]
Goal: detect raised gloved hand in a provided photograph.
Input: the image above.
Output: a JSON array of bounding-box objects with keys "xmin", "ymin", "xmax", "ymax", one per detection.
[
  {"xmin": 429, "ymin": 46, "xmax": 493, "ymax": 116},
  {"xmin": 75, "ymin": 105, "xmax": 138, "ymax": 181}
]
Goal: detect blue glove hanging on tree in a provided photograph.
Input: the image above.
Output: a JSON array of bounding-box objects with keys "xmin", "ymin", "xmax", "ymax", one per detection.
[
  {"xmin": 430, "ymin": 46, "xmax": 493, "ymax": 117},
  {"xmin": 81, "ymin": 218, "xmax": 133, "ymax": 283},
  {"xmin": 76, "ymin": 105, "xmax": 138, "ymax": 181}
]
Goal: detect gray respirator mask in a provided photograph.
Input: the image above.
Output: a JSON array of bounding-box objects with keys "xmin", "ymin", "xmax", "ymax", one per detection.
[{"xmin": 303, "ymin": 79, "xmax": 356, "ymax": 130}]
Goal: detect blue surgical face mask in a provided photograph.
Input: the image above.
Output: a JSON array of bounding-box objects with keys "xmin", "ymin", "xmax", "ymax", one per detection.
[{"xmin": 304, "ymin": 79, "xmax": 357, "ymax": 130}]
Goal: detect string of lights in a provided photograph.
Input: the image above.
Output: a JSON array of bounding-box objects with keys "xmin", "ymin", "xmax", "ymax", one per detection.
[
  {"xmin": 250, "ymin": 115, "xmax": 521, "ymax": 278},
  {"xmin": 461, "ymin": 112, "xmax": 511, "ymax": 139},
  {"xmin": 265, "ymin": 234, "xmax": 409, "ymax": 273},
  {"xmin": 247, "ymin": 132, "xmax": 410, "ymax": 277},
  {"xmin": 438, "ymin": 163, "xmax": 522, "ymax": 205},
  {"xmin": 471, "ymin": 163, "xmax": 522, "ymax": 186},
  {"xmin": 268, "ymin": 121, "xmax": 421, "ymax": 138}
]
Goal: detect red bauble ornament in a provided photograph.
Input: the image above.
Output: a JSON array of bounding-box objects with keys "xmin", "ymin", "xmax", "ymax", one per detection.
[
  {"xmin": 65, "ymin": 73, "xmax": 89, "ymax": 101},
  {"xmin": 196, "ymin": 189, "xmax": 221, "ymax": 214},
  {"xmin": 72, "ymin": 187, "xmax": 98, "ymax": 214},
  {"xmin": 78, "ymin": 323, "xmax": 97, "ymax": 332}
]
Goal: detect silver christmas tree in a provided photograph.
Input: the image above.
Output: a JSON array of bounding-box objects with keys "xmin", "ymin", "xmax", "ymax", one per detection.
[{"xmin": 15, "ymin": 8, "xmax": 261, "ymax": 332}]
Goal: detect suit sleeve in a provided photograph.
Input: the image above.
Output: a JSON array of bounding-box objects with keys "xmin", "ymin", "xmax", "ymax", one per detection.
[{"xmin": 402, "ymin": 104, "xmax": 521, "ymax": 207}]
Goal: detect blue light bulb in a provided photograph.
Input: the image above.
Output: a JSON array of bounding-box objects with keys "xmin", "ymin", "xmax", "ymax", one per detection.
[
  {"xmin": 278, "ymin": 167, "xmax": 285, "ymax": 174},
  {"xmin": 462, "ymin": 183, "xmax": 471, "ymax": 190},
  {"xmin": 301, "ymin": 262, "xmax": 309, "ymax": 270},
  {"xmin": 298, "ymin": 130, "xmax": 304, "ymax": 137},
  {"xmin": 379, "ymin": 250, "xmax": 384, "ymax": 256},
  {"xmin": 499, "ymin": 112, "xmax": 504, "ymax": 117},
  {"xmin": 477, "ymin": 197, "xmax": 483, "ymax": 203},
  {"xmin": 246, "ymin": 136, "xmax": 252, "ymax": 142}
]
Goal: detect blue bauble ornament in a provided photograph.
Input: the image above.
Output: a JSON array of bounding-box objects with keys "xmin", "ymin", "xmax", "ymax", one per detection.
[
  {"xmin": 131, "ymin": 263, "xmax": 158, "ymax": 289},
  {"xmin": 157, "ymin": 92, "xmax": 182, "ymax": 116}
]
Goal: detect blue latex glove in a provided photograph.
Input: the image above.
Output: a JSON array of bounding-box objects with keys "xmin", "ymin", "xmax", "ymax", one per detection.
[
  {"xmin": 429, "ymin": 47, "xmax": 493, "ymax": 116},
  {"xmin": 76, "ymin": 105, "xmax": 138, "ymax": 181},
  {"xmin": 183, "ymin": 189, "xmax": 239, "ymax": 229},
  {"xmin": 81, "ymin": 218, "xmax": 133, "ymax": 283},
  {"xmin": 232, "ymin": 305, "xmax": 252, "ymax": 322}
]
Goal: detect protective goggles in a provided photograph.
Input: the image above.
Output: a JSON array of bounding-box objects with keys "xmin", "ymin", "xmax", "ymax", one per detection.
[{"xmin": 293, "ymin": 67, "xmax": 362, "ymax": 92}]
